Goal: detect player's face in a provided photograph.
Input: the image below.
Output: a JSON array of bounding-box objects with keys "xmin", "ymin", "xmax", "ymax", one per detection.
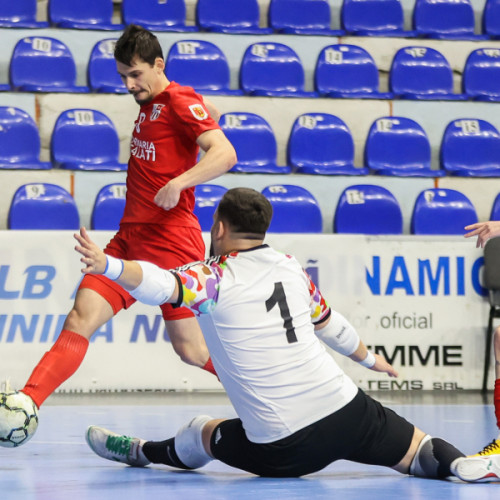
[{"xmin": 116, "ymin": 57, "xmax": 166, "ymax": 105}]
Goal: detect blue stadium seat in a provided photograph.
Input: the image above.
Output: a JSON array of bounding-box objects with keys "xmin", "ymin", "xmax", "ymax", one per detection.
[
  {"xmin": 411, "ymin": 188, "xmax": 478, "ymax": 234},
  {"xmin": 288, "ymin": 113, "xmax": 368, "ymax": 175},
  {"xmin": 315, "ymin": 44, "xmax": 393, "ymax": 99},
  {"xmin": 48, "ymin": 0, "xmax": 123, "ymax": 30},
  {"xmin": 10, "ymin": 37, "xmax": 89, "ymax": 93},
  {"xmin": 268, "ymin": 0, "xmax": 345, "ymax": 35},
  {"xmin": 463, "ymin": 48, "xmax": 500, "ymax": 101},
  {"xmin": 0, "ymin": 0, "xmax": 48, "ymax": 27},
  {"xmin": 261, "ymin": 185, "xmax": 323, "ymax": 233},
  {"xmin": 197, "ymin": 0, "xmax": 272, "ymax": 34},
  {"xmin": 334, "ymin": 184, "xmax": 403, "ymax": 234},
  {"xmin": 240, "ymin": 42, "xmax": 317, "ymax": 97},
  {"xmin": 389, "ymin": 46, "xmax": 467, "ymax": 100},
  {"xmin": 122, "ymin": 0, "xmax": 197, "ymax": 32},
  {"xmin": 91, "ymin": 183, "xmax": 127, "ymax": 230},
  {"xmin": 413, "ymin": 0, "xmax": 488, "ymax": 40},
  {"xmin": 0, "ymin": 107, "xmax": 51, "ymax": 170},
  {"xmin": 88, "ymin": 39, "xmax": 127, "ymax": 94},
  {"xmin": 483, "ymin": 0, "xmax": 500, "ymax": 37},
  {"xmin": 490, "ymin": 192, "xmax": 500, "ymax": 220},
  {"xmin": 341, "ymin": 0, "xmax": 416, "ymax": 36},
  {"xmin": 365, "ymin": 116, "xmax": 443, "ymax": 177},
  {"xmin": 51, "ymin": 109, "xmax": 127, "ymax": 171},
  {"xmin": 440, "ymin": 118, "xmax": 500, "ymax": 177},
  {"xmin": 165, "ymin": 40, "xmax": 243, "ymax": 95},
  {"xmin": 220, "ymin": 112, "xmax": 291, "ymax": 174},
  {"xmin": 8, "ymin": 183, "xmax": 79, "ymax": 230},
  {"xmin": 194, "ymin": 184, "xmax": 227, "ymax": 231}
]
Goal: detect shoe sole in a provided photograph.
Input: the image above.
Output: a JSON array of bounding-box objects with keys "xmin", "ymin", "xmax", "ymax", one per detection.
[{"xmin": 454, "ymin": 457, "xmax": 500, "ymax": 482}]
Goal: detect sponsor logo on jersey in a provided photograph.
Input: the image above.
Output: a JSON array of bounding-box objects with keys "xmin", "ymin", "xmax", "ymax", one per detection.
[
  {"xmin": 150, "ymin": 104, "xmax": 165, "ymax": 121},
  {"xmin": 189, "ymin": 104, "xmax": 208, "ymax": 121},
  {"xmin": 130, "ymin": 136, "xmax": 156, "ymax": 161}
]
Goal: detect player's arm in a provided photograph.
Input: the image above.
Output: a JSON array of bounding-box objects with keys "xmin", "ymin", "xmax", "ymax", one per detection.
[
  {"xmin": 307, "ymin": 272, "xmax": 398, "ymax": 377},
  {"xmin": 154, "ymin": 128, "xmax": 236, "ymax": 211},
  {"xmin": 464, "ymin": 220, "xmax": 500, "ymax": 248},
  {"xmin": 314, "ymin": 314, "xmax": 397, "ymax": 378},
  {"xmin": 74, "ymin": 227, "xmax": 220, "ymax": 312},
  {"xmin": 74, "ymin": 227, "xmax": 180, "ymax": 305}
]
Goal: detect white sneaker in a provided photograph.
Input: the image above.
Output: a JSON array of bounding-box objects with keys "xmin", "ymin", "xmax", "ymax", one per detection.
[
  {"xmin": 451, "ymin": 455, "xmax": 500, "ymax": 482},
  {"xmin": 85, "ymin": 426, "xmax": 150, "ymax": 467}
]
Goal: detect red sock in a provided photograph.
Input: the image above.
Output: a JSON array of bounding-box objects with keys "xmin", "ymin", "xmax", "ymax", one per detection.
[
  {"xmin": 21, "ymin": 330, "xmax": 89, "ymax": 408},
  {"xmin": 202, "ymin": 358, "xmax": 218, "ymax": 378},
  {"xmin": 495, "ymin": 379, "xmax": 500, "ymax": 431}
]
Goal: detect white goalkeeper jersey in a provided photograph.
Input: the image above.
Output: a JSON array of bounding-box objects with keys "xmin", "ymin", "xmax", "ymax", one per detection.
[{"xmin": 136, "ymin": 245, "xmax": 358, "ymax": 443}]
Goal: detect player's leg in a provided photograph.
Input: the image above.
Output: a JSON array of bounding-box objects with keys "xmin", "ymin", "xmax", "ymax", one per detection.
[
  {"xmin": 399, "ymin": 427, "xmax": 500, "ymax": 482},
  {"xmin": 402, "ymin": 428, "xmax": 465, "ymax": 477},
  {"xmin": 139, "ymin": 224, "xmax": 218, "ymax": 376},
  {"xmin": 142, "ymin": 416, "xmax": 222, "ymax": 468},
  {"xmin": 164, "ymin": 317, "xmax": 211, "ymax": 368},
  {"xmin": 471, "ymin": 325, "xmax": 500, "ymax": 456},
  {"xmin": 20, "ymin": 274, "xmax": 133, "ymax": 408},
  {"xmin": 162, "ymin": 306, "xmax": 217, "ymax": 376},
  {"xmin": 86, "ymin": 416, "xmax": 223, "ymax": 469},
  {"xmin": 86, "ymin": 415, "xmax": 295, "ymax": 477},
  {"xmin": 342, "ymin": 392, "xmax": 467, "ymax": 480}
]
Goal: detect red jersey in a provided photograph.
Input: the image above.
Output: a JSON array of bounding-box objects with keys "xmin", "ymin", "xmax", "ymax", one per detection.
[{"xmin": 121, "ymin": 81, "xmax": 221, "ymax": 226}]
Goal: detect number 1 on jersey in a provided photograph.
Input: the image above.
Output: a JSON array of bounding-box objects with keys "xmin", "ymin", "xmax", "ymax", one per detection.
[{"xmin": 265, "ymin": 282, "xmax": 298, "ymax": 344}]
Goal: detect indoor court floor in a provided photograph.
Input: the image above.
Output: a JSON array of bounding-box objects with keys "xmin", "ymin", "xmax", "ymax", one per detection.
[{"xmin": 1, "ymin": 391, "xmax": 499, "ymax": 500}]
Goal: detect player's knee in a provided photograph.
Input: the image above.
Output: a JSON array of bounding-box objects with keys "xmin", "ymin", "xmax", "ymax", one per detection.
[
  {"xmin": 63, "ymin": 307, "xmax": 103, "ymax": 339},
  {"xmin": 165, "ymin": 319, "xmax": 208, "ymax": 367},
  {"xmin": 169, "ymin": 333, "xmax": 209, "ymax": 367},
  {"xmin": 63, "ymin": 308, "xmax": 88, "ymax": 334},
  {"xmin": 174, "ymin": 415, "xmax": 214, "ymax": 469},
  {"xmin": 170, "ymin": 340, "xmax": 202, "ymax": 366},
  {"xmin": 409, "ymin": 435, "xmax": 464, "ymax": 478},
  {"xmin": 173, "ymin": 344, "xmax": 192, "ymax": 364}
]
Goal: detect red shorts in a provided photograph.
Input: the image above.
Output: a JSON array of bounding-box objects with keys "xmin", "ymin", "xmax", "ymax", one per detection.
[{"xmin": 79, "ymin": 223, "xmax": 205, "ymax": 320}]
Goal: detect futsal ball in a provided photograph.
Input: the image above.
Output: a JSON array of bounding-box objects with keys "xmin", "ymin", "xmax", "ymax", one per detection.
[{"xmin": 0, "ymin": 391, "xmax": 39, "ymax": 448}]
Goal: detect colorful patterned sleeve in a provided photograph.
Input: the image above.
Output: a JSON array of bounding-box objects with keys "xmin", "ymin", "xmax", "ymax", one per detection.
[
  {"xmin": 305, "ymin": 271, "xmax": 331, "ymax": 325},
  {"xmin": 175, "ymin": 258, "xmax": 224, "ymax": 316}
]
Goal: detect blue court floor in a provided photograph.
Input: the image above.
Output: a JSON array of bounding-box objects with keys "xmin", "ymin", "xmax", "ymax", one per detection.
[{"xmin": 1, "ymin": 391, "xmax": 499, "ymax": 500}]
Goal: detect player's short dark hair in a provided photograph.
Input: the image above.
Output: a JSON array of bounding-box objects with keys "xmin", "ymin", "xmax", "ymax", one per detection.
[
  {"xmin": 217, "ymin": 188, "xmax": 273, "ymax": 236},
  {"xmin": 114, "ymin": 24, "xmax": 163, "ymax": 66}
]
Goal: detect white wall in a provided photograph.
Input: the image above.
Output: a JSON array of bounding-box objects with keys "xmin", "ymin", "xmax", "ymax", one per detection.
[{"xmin": 0, "ymin": 231, "xmax": 491, "ymax": 392}]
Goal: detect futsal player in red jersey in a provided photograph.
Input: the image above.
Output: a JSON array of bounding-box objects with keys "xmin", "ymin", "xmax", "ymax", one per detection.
[
  {"xmin": 465, "ymin": 220, "xmax": 500, "ymax": 456},
  {"xmin": 12, "ymin": 24, "xmax": 237, "ymax": 411}
]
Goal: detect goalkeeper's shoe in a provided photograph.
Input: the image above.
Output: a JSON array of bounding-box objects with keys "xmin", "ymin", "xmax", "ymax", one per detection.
[
  {"xmin": 85, "ymin": 426, "xmax": 150, "ymax": 467},
  {"xmin": 469, "ymin": 437, "xmax": 500, "ymax": 457},
  {"xmin": 451, "ymin": 455, "xmax": 500, "ymax": 482}
]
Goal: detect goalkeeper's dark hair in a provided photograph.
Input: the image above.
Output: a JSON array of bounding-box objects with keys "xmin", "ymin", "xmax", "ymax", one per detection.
[
  {"xmin": 114, "ymin": 24, "xmax": 163, "ymax": 66},
  {"xmin": 217, "ymin": 188, "xmax": 273, "ymax": 236}
]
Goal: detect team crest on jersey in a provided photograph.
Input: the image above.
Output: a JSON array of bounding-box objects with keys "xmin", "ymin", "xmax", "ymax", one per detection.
[
  {"xmin": 189, "ymin": 104, "xmax": 208, "ymax": 121},
  {"xmin": 150, "ymin": 104, "xmax": 165, "ymax": 121}
]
